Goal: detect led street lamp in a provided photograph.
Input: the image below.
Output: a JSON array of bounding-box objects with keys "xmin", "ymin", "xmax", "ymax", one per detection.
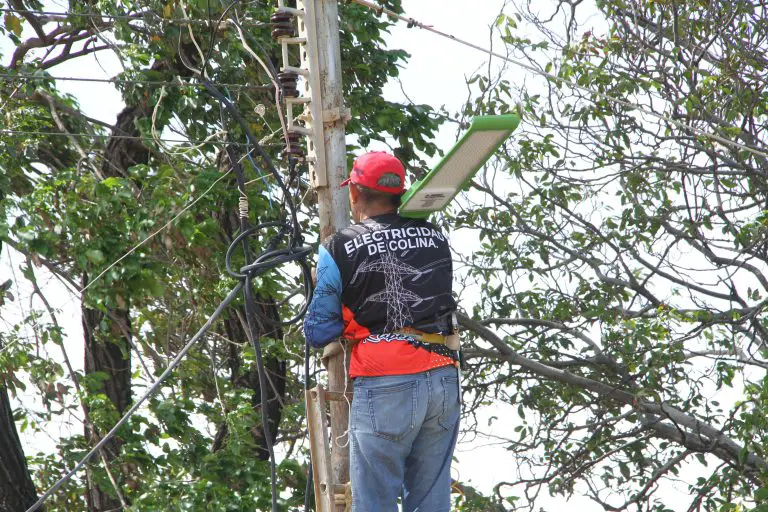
[{"xmin": 399, "ymin": 114, "xmax": 520, "ymax": 218}]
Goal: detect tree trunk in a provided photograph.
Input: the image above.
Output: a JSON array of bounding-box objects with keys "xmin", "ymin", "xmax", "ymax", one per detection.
[
  {"xmin": 0, "ymin": 210, "xmax": 40, "ymax": 512},
  {"xmin": 82, "ymin": 306, "xmax": 132, "ymax": 512},
  {"xmin": 81, "ymin": 102, "xmax": 147, "ymax": 512},
  {"xmin": 0, "ymin": 364, "xmax": 40, "ymax": 512}
]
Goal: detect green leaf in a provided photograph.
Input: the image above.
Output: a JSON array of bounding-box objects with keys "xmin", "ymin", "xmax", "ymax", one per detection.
[
  {"xmin": 85, "ymin": 249, "xmax": 105, "ymax": 264},
  {"xmin": 619, "ymin": 462, "xmax": 630, "ymax": 480},
  {"xmin": 4, "ymin": 13, "xmax": 22, "ymax": 36}
]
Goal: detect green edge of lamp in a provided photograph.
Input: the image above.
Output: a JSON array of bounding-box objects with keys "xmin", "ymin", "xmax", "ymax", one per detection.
[{"xmin": 399, "ymin": 114, "xmax": 521, "ymax": 219}]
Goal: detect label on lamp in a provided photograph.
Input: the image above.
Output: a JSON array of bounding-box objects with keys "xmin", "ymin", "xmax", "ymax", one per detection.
[{"xmin": 401, "ymin": 187, "xmax": 456, "ymax": 211}]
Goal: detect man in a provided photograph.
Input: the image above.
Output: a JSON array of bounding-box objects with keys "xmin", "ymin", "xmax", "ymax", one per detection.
[{"xmin": 304, "ymin": 151, "xmax": 460, "ymax": 512}]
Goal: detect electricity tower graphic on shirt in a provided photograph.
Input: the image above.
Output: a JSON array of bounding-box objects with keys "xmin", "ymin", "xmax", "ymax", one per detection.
[{"xmin": 351, "ymin": 250, "xmax": 451, "ymax": 332}]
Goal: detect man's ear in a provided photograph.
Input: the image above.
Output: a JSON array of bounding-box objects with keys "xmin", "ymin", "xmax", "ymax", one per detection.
[{"xmin": 348, "ymin": 185, "xmax": 358, "ymax": 222}]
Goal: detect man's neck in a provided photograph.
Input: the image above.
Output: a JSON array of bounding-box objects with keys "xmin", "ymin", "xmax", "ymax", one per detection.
[{"xmin": 358, "ymin": 205, "xmax": 397, "ymax": 222}]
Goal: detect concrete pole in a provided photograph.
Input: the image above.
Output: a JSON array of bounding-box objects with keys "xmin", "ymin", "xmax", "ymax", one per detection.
[
  {"xmin": 309, "ymin": 0, "xmax": 352, "ymax": 498},
  {"xmin": 313, "ymin": 0, "xmax": 350, "ymax": 241}
]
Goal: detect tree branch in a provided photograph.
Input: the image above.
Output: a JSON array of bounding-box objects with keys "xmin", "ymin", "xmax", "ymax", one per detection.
[{"xmin": 458, "ymin": 312, "xmax": 768, "ymax": 476}]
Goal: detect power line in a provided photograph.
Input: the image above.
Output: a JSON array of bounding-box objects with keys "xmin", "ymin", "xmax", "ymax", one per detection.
[
  {"xmin": 0, "ymin": 72, "xmax": 272, "ymax": 91},
  {"xmin": 79, "ymin": 169, "xmax": 234, "ymax": 296},
  {"xmin": 1, "ymin": 129, "xmax": 254, "ymax": 147},
  {"xmin": 23, "ymin": 134, "xmax": 311, "ymax": 512},
  {"xmin": 348, "ymin": 0, "xmax": 768, "ymax": 162},
  {"xmin": 0, "ymin": 7, "xmax": 266, "ymax": 27},
  {"xmin": 24, "ymin": 281, "xmax": 246, "ymax": 512}
]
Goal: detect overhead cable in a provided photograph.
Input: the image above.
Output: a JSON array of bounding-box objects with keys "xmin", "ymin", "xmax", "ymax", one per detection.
[
  {"xmin": 348, "ymin": 0, "xmax": 768, "ymax": 162},
  {"xmin": 0, "ymin": 7, "xmax": 266, "ymax": 27},
  {"xmin": 0, "ymin": 129, "xmax": 254, "ymax": 147},
  {"xmin": 204, "ymin": 75, "xmax": 312, "ymax": 512},
  {"xmin": 0, "ymin": 72, "xmax": 271, "ymax": 91},
  {"xmin": 24, "ymin": 282, "xmax": 245, "ymax": 512}
]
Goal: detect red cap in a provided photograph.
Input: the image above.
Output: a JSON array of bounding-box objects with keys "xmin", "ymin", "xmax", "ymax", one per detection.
[{"xmin": 340, "ymin": 151, "xmax": 405, "ymax": 194}]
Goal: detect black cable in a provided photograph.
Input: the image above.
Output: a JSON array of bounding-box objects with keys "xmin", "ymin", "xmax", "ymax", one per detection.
[
  {"xmin": 202, "ymin": 79, "xmax": 307, "ymax": 273},
  {"xmin": 205, "ymin": 70, "xmax": 315, "ymax": 511},
  {"xmin": 221, "ymin": 160, "xmax": 310, "ymax": 512},
  {"xmin": 226, "ymin": 145, "xmax": 280, "ymax": 512},
  {"xmin": 225, "ymin": 232, "xmax": 313, "ymax": 325},
  {"xmin": 201, "ymin": 80, "xmax": 290, "ymax": 203},
  {"xmin": 201, "ymin": 0, "xmax": 241, "ymax": 79}
]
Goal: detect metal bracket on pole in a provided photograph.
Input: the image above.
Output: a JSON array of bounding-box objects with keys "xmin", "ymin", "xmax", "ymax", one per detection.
[
  {"xmin": 322, "ymin": 107, "xmax": 352, "ymax": 126},
  {"xmin": 306, "ymin": 385, "xmax": 353, "ymax": 512},
  {"xmin": 297, "ymin": 0, "xmax": 335, "ymax": 188},
  {"xmin": 275, "ymin": 0, "xmax": 334, "ymax": 187}
]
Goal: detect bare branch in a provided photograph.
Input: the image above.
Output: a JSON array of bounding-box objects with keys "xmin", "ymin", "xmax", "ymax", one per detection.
[{"xmin": 458, "ymin": 312, "xmax": 768, "ymax": 476}]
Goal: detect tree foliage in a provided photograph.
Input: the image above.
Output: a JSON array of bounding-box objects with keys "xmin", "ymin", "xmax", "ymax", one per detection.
[
  {"xmin": 450, "ymin": 0, "xmax": 768, "ymax": 509},
  {"xmin": 1, "ymin": 0, "xmax": 441, "ymax": 509}
]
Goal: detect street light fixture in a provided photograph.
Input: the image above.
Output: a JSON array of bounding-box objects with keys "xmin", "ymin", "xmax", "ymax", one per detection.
[{"xmin": 399, "ymin": 114, "xmax": 520, "ymax": 218}]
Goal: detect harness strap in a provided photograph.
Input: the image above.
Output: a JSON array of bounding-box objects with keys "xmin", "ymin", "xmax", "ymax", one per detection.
[{"xmin": 395, "ymin": 327, "xmax": 448, "ymax": 344}]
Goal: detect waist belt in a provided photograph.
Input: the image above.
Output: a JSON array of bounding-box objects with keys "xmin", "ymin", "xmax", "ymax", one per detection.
[
  {"xmin": 395, "ymin": 327, "xmax": 447, "ymax": 344},
  {"xmin": 395, "ymin": 327, "xmax": 461, "ymax": 351}
]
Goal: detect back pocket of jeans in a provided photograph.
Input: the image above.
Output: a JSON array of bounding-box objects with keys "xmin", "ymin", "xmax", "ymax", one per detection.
[
  {"xmin": 367, "ymin": 381, "xmax": 417, "ymax": 441},
  {"xmin": 438, "ymin": 376, "xmax": 460, "ymax": 431}
]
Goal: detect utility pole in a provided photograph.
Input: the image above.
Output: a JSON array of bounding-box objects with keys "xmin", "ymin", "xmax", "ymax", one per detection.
[
  {"xmin": 308, "ymin": 0, "xmax": 352, "ymax": 494},
  {"xmin": 289, "ymin": 0, "xmax": 352, "ymax": 506}
]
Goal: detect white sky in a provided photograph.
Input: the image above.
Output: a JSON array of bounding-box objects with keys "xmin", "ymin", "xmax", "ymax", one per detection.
[{"xmin": 0, "ymin": 1, "xmax": 728, "ymax": 509}]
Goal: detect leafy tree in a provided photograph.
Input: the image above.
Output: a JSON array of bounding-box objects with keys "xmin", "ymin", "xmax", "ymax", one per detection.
[
  {"xmin": 450, "ymin": 0, "xmax": 768, "ymax": 509},
  {"xmin": 1, "ymin": 0, "xmax": 440, "ymax": 510}
]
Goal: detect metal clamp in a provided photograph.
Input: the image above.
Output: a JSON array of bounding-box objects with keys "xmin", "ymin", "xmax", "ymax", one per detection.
[{"xmin": 322, "ymin": 107, "xmax": 352, "ymax": 126}]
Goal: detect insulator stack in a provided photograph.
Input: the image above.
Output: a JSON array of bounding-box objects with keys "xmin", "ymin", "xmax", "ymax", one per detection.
[
  {"xmin": 270, "ymin": 12, "xmax": 295, "ymax": 39},
  {"xmin": 272, "ymin": 0, "xmax": 334, "ymax": 181},
  {"xmin": 272, "ymin": 2, "xmax": 308, "ymax": 160},
  {"xmin": 278, "ymin": 72, "xmax": 299, "ymax": 98},
  {"xmin": 283, "ymin": 132, "xmax": 305, "ymax": 158}
]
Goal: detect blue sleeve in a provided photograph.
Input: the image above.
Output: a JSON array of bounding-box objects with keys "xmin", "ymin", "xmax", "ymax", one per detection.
[{"xmin": 303, "ymin": 245, "xmax": 344, "ymax": 348}]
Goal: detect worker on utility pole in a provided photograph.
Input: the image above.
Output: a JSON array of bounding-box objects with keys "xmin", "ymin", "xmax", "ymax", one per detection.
[{"xmin": 304, "ymin": 151, "xmax": 461, "ymax": 511}]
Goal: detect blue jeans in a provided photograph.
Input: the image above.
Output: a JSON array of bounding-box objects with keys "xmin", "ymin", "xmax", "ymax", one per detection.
[{"xmin": 349, "ymin": 365, "xmax": 460, "ymax": 511}]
